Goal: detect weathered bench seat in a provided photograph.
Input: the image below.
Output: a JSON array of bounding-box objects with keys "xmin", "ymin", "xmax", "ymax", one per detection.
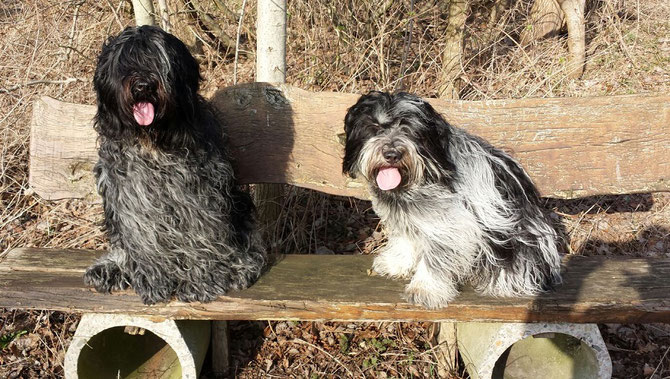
[{"xmin": 2, "ymin": 248, "xmax": 670, "ymax": 323}]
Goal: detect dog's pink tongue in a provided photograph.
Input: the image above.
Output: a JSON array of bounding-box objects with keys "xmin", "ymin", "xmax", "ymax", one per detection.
[
  {"xmin": 376, "ymin": 167, "xmax": 401, "ymax": 190},
  {"xmin": 133, "ymin": 102, "xmax": 155, "ymax": 126}
]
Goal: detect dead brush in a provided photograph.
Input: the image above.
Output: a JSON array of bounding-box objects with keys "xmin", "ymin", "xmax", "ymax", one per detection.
[
  {"xmin": 460, "ymin": 0, "xmax": 670, "ymax": 99},
  {"xmin": 0, "ymin": 0, "xmax": 118, "ymax": 257},
  {"xmin": 285, "ymin": 0, "xmax": 449, "ymax": 93},
  {"xmin": 262, "ymin": 186, "xmax": 383, "ymax": 256}
]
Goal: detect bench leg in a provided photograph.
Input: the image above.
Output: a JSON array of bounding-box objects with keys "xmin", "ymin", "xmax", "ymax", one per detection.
[
  {"xmin": 210, "ymin": 320, "xmax": 230, "ymax": 377},
  {"xmin": 64, "ymin": 313, "xmax": 210, "ymax": 379},
  {"xmin": 457, "ymin": 322, "xmax": 612, "ymax": 379}
]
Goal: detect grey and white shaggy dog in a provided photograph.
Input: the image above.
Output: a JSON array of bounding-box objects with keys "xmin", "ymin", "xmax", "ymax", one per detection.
[
  {"xmin": 343, "ymin": 91, "xmax": 562, "ymax": 309},
  {"xmin": 84, "ymin": 25, "xmax": 265, "ymax": 304}
]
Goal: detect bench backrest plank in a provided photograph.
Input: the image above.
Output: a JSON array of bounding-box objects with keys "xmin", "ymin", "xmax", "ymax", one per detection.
[
  {"xmin": 29, "ymin": 83, "xmax": 669, "ymax": 201},
  {"xmin": 1, "ymin": 248, "xmax": 669, "ymax": 323}
]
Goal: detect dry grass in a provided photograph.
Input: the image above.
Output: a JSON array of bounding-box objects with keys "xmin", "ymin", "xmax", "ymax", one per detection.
[
  {"xmin": 0, "ymin": 310, "xmax": 78, "ymax": 378},
  {"xmin": 0, "ymin": 0, "xmax": 114, "ymax": 256},
  {"xmin": 1, "ymin": 0, "xmax": 669, "ymax": 377},
  {"xmin": 226, "ymin": 320, "xmax": 456, "ymax": 378}
]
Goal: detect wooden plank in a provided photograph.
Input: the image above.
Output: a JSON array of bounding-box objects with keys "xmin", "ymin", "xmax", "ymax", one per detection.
[
  {"xmin": 0, "ymin": 247, "xmax": 102, "ymax": 273},
  {"xmin": 29, "ymin": 97, "xmax": 100, "ymax": 202},
  {"xmin": 28, "ymin": 85, "xmax": 669, "ymax": 201},
  {"xmin": 1, "ymin": 248, "xmax": 669, "ymax": 323}
]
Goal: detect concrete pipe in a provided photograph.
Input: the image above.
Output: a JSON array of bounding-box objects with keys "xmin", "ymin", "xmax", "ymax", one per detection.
[
  {"xmin": 458, "ymin": 322, "xmax": 612, "ymax": 379},
  {"xmin": 64, "ymin": 313, "xmax": 210, "ymax": 379}
]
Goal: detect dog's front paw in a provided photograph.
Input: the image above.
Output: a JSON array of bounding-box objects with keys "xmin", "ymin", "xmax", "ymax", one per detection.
[
  {"xmin": 84, "ymin": 261, "xmax": 129, "ymax": 293},
  {"xmin": 404, "ymin": 282, "xmax": 457, "ymax": 309},
  {"xmin": 372, "ymin": 253, "xmax": 414, "ymax": 279}
]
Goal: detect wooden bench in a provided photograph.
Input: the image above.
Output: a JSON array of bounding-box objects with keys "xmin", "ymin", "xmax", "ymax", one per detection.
[{"xmin": 1, "ymin": 83, "xmax": 670, "ymax": 324}]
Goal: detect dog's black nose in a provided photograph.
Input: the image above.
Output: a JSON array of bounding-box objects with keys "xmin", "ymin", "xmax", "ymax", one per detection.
[
  {"xmin": 383, "ymin": 149, "xmax": 402, "ymax": 164},
  {"xmin": 132, "ymin": 80, "xmax": 155, "ymax": 95}
]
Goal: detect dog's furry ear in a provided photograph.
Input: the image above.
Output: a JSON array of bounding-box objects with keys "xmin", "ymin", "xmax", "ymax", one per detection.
[
  {"xmin": 342, "ymin": 91, "xmax": 393, "ymax": 177},
  {"xmin": 390, "ymin": 92, "xmax": 458, "ymax": 185},
  {"xmin": 342, "ymin": 107, "xmax": 362, "ymax": 177},
  {"xmin": 342, "ymin": 147, "xmax": 359, "ymax": 178}
]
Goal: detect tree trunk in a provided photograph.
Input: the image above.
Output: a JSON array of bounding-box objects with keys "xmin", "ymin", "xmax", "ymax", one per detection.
[
  {"xmin": 130, "ymin": 0, "xmax": 155, "ymax": 26},
  {"xmin": 255, "ymin": 0, "xmax": 287, "ymax": 236},
  {"xmin": 520, "ymin": 0, "xmax": 565, "ymax": 46},
  {"xmin": 156, "ymin": 0, "xmax": 170, "ymax": 32},
  {"xmin": 256, "ymin": 0, "xmax": 287, "ymax": 83},
  {"xmin": 436, "ymin": 2, "xmax": 468, "ymax": 373},
  {"xmin": 437, "ymin": 0, "xmax": 468, "ymax": 99},
  {"xmin": 560, "ymin": 0, "xmax": 586, "ymax": 78}
]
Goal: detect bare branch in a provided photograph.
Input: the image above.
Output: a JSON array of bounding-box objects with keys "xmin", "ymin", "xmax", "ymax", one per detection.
[
  {"xmin": 65, "ymin": 1, "xmax": 85, "ymax": 62},
  {"xmin": 157, "ymin": 0, "xmax": 171, "ymax": 32},
  {"xmin": 234, "ymin": 0, "xmax": 249, "ymax": 85},
  {"xmin": 189, "ymin": 0, "xmax": 236, "ymax": 50},
  {"xmin": 105, "ymin": 0, "xmax": 125, "ymax": 30},
  {"xmin": 560, "ymin": 0, "xmax": 586, "ymax": 78},
  {"xmin": 0, "ymin": 78, "xmax": 82, "ymax": 94},
  {"xmin": 438, "ymin": 0, "xmax": 468, "ymax": 100}
]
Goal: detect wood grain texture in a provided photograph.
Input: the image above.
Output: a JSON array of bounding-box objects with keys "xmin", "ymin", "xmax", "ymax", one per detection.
[
  {"xmin": 29, "ymin": 97, "xmax": 99, "ymax": 201},
  {"xmin": 2, "ymin": 248, "xmax": 670, "ymax": 323},
  {"xmin": 29, "ymin": 84, "xmax": 670, "ymax": 201}
]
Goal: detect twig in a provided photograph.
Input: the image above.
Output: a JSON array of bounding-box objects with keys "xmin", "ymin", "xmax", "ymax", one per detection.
[
  {"xmin": 212, "ymin": 0, "xmax": 240, "ymax": 22},
  {"xmin": 266, "ymin": 320, "xmax": 276, "ymax": 336},
  {"xmin": 650, "ymin": 345, "xmax": 670, "ymax": 379},
  {"xmin": 57, "ymin": 44, "xmax": 94, "ymax": 62},
  {"xmin": 0, "ymin": 78, "xmax": 81, "ymax": 94},
  {"xmin": 497, "ymin": 28, "xmax": 544, "ymax": 92},
  {"xmin": 526, "ymin": 46, "xmax": 614, "ymax": 97},
  {"xmin": 65, "ymin": 1, "xmax": 85, "ymax": 62},
  {"xmin": 0, "ymin": 202, "xmax": 38, "ymax": 232},
  {"xmin": 233, "ymin": 0, "xmax": 248, "ymax": 85},
  {"xmin": 105, "ymin": 0, "xmax": 124, "ymax": 30},
  {"xmin": 290, "ymin": 338, "xmax": 358, "ymax": 378},
  {"xmin": 604, "ymin": 1, "xmax": 638, "ymax": 70},
  {"xmin": 567, "ymin": 198, "xmax": 602, "ymax": 236},
  {"xmin": 395, "ymin": 0, "xmax": 415, "ymax": 92},
  {"xmin": 213, "ymin": 0, "xmax": 256, "ymax": 39},
  {"xmin": 189, "ymin": 0, "xmax": 236, "ymax": 50}
]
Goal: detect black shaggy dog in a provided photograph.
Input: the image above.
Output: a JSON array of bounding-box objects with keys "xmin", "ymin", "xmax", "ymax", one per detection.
[
  {"xmin": 343, "ymin": 91, "xmax": 562, "ymax": 309},
  {"xmin": 84, "ymin": 25, "xmax": 265, "ymax": 304}
]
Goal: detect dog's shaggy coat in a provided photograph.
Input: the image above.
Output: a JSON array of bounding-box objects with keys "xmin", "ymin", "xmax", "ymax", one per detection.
[
  {"xmin": 343, "ymin": 91, "xmax": 562, "ymax": 309},
  {"xmin": 84, "ymin": 25, "xmax": 265, "ymax": 304}
]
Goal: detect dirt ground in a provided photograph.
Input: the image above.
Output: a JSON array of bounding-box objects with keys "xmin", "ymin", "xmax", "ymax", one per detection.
[{"xmin": 1, "ymin": 0, "xmax": 669, "ymax": 378}]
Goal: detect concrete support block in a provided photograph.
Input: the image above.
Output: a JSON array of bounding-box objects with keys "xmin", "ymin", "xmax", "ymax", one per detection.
[
  {"xmin": 64, "ymin": 313, "xmax": 210, "ymax": 379},
  {"xmin": 458, "ymin": 322, "xmax": 612, "ymax": 379}
]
